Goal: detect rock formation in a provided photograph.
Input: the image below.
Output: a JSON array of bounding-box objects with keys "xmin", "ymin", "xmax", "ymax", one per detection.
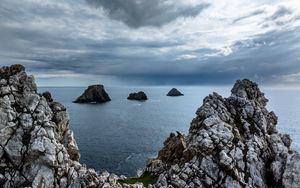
[
  {"xmin": 145, "ymin": 79, "xmax": 300, "ymax": 188},
  {"xmin": 166, "ymin": 88, "xmax": 184, "ymax": 96},
  {"xmin": 0, "ymin": 64, "xmax": 299, "ymax": 188},
  {"xmin": 74, "ymin": 85, "xmax": 111, "ymax": 103},
  {"xmin": 0, "ymin": 65, "xmax": 124, "ymax": 188},
  {"xmin": 127, "ymin": 91, "xmax": 148, "ymax": 101}
]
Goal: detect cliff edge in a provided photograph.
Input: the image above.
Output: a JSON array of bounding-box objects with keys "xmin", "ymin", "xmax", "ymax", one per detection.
[{"xmin": 0, "ymin": 65, "xmax": 122, "ymax": 188}]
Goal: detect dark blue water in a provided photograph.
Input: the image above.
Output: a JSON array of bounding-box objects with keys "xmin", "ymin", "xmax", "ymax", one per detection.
[{"xmin": 38, "ymin": 86, "xmax": 300, "ymax": 176}]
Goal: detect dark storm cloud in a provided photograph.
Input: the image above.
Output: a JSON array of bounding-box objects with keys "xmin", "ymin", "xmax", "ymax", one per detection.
[
  {"xmin": 86, "ymin": 0, "xmax": 210, "ymax": 28},
  {"xmin": 24, "ymin": 27, "xmax": 300, "ymax": 85},
  {"xmin": 1, "ymin": 0, "xmax": 300, "ymax": 86},
  {"xmin": 107, "ymin": 28, "xmax": 300, "ymax": 85}
]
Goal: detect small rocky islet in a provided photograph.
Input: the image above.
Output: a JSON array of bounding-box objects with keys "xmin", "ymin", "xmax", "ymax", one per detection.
[
  {"xmin": 127, "ymin": 91, "xmax": 148, "ymax": 101},
  {"xmin": 166, "ymin": 88, "xmax": 184, "ymax": 96},
  {"xmin": 74, "ymin": 84, "xmax": 111, "ymax": 103},
  {"xmin": 0, "ymin": 64, "xmax": 299, "ymax": 188}
]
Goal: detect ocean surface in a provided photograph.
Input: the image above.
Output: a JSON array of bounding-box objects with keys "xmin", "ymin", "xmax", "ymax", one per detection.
[{"xmin": 39, "ymin": 86, "xmax": 300, "ymax": 176}]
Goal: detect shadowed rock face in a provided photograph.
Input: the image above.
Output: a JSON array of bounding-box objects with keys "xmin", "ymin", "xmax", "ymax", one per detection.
[
  {"xmin": 146, "ymin": 79, "xmax": 300, "ymax": 188},
  {"xmin": 74, "ymin": 85, "xmax": 111, "ymax": 103},
  {"xmin": 127, "ymin": 91, "xmax": 148, "ymax": 101},
  {"xmin": 167, "ymin": 88, "xmax": 184, "ymax": 96}
]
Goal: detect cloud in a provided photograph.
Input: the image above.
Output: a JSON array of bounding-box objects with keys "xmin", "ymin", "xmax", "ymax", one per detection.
[
  {"xmin": 269, "ymin": 6, "xmax": 293, "ymax": 20},
  {"xmin": 86, "ymin": 0, "xmax": 210, "ymax": 28},
  {"xmin": 273, "ymin": 72, "xmax": 300, "ymax": 83},
  {"xmin": 232, "ymin": 9, "xmax": 266, "ymax": 24},
  {"xmin": 176, "ymin": 54, "xmax": 197, "ymax": 61},
  {"xmin": 1, "ymin": 0, "xmax": 300, "ymax": 86}
]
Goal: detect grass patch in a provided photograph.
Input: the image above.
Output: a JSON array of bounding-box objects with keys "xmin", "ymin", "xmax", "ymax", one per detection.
[{"xmin": 118, "ymin": 173, "xmax": 158, "ymax": 187}]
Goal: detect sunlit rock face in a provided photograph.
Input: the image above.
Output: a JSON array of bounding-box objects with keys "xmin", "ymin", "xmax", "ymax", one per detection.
[
  {"xmin": 0, "ymin": 65, "xmax": 123, "ymax": 188},
  {"xmin": 146, "ymin": 79, "xmax": 300, "ymax": 188}
]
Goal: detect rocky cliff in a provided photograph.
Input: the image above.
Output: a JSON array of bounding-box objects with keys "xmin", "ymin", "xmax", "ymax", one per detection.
[
  {"xmin": 0, "ymin": 65, "xmax": 299, "ymax": 188},
  {"xmin": 0, "ymin": 65, "xmax": 123, "ymax": 188},
  {"xmin": 145, "ymin": 79, "xmax": 300, "ymax": 188}
]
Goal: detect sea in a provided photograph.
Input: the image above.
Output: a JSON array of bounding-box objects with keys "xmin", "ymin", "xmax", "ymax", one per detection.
[{"xmin": 38, "ymin": 86, "xmax": 300, "ymax": 176}]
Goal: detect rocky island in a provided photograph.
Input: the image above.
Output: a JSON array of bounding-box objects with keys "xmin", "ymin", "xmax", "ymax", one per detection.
[
  {"xmin": 0, "ymin": 64, "xmax": 299, "ymax": 188},
  {"xmin": 127, "ymin": 91, "xmax": 148, "ymax": 101},
  {"xmin": 167, "ymin": 88, "xmax": 184, "ymax": 96},
  {"xmin": 74, "ymin": 84, "xmax": 111, "ymax": 103}
]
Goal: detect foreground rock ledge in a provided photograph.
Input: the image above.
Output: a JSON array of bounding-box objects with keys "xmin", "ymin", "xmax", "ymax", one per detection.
[
  {"xmin": 0, "ymin": 64, "xmax": 299, "ymax": 188},
  {"xmin": 0, "ymin": 65, "xmax": 121, "ymax": 188},
  {"xmin": 74, "ymin": 85, "xmax": 111, "ymax": 103},
  {"xmin": 145, "ymin": 79, "xmax": 300, "ymax": 188}
]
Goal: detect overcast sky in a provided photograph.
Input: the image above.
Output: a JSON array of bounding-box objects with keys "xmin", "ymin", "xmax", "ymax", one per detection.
[{"xmin": 0, "ymin": 0, "xmax": 300, "ymax": 86}]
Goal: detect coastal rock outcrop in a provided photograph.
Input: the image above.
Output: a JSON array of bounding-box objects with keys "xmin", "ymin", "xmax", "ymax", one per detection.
[
  {"xmin": 127, "ymin": 91, "xmax": 148, "ymax": 101},
  {"xmin": 145, "ymin": 79, "xmax": 300, "ymax": 188},
  {"xmin": 74, "ymin": 85, "xmax": 111, "ymax": 103},
  {"xmin": 167, "ymin": 88, "xmax": 184, "ymax": 96},
  {"xmin": 0, "ymin": 65, "xmax": 123, "ymax": 188}
]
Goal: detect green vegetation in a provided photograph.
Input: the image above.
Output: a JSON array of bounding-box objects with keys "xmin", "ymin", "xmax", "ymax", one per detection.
[{"xmin": 118, "ymin": 173, "xmax": 158, "ymax": 187}]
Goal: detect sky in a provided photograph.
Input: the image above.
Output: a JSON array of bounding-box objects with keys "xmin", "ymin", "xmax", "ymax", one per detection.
[{"xmin": 0, "ymin": 0, "xmax": 300, "ymax": 86}]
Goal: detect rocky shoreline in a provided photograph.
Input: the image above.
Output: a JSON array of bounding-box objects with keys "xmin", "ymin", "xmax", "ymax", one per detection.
[{"xmin": 0, "ymin": 64, "xmax": 299, "ymax": 188}]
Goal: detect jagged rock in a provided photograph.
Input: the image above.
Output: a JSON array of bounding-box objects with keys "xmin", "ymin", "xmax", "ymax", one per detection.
[
  {"xmin": 74, "ymin": 85, "xmax": 111, "ymax": 103},
  {"xmin": 146, "ymin": 79, "xmax": 300, "ymax": 188},
  {"xmin": 166, "ymin": 88, "xmax": 184, "ymax": 96},
  {"xmin": 0, "ymin": 65, "xmax": 123, "ymax": 188},
  {"xmin": 127, "ymin": 91, "xmax": 148, "ymax": 101},
  {"xmin": 42, "ymin": 91, "xmax": 53, "ymax": 102}
]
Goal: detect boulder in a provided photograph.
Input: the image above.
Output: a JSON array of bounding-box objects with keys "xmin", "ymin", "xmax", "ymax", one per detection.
[
  {"xmin": 74, "ymin": 84, "xmax": 111, "ymax": 103},
  {"xmin": 42, "ymin": 91, "xmax": 53, "ymax": 102},
  {"xmin": 166, "ymin": 88, "xmax": 184, "ymax": 96},
  {"xmin": 127, "ymin": 91, "xmax": 148, "ymax": 101}
]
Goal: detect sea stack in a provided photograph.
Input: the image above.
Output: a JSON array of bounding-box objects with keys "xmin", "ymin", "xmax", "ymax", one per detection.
[
  {"xmin": 166, "ymin": 88, "xmax": 184, "ymax": 96},
  {"xmin": 127, "ymin": 91, "xmax": 148, "ymax": 101},
  {"xmin": 74, "ymin": 84, "xmax": 111, "ymax": 103}
]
